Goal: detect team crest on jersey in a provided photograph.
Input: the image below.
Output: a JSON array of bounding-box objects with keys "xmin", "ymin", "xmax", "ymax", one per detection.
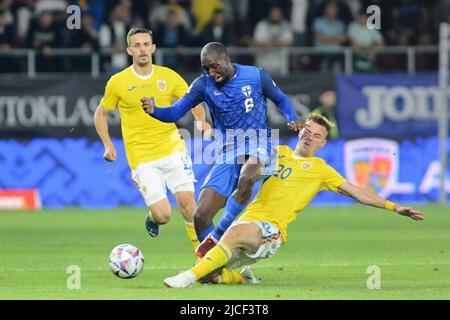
[
  {"xmin": 344, "ymin": 138, "xmax": 399, "ymax": 198},
  {"xmin": 300, "ymin": 161, "xmax": 313, "ymax": 170},
  {"xmin": 241, "ymin": 85, "xmax": 252, "ymax": 97},
  {"xmin": 156, "ymin": 80, "xmax": 166, "ymax": 92}
]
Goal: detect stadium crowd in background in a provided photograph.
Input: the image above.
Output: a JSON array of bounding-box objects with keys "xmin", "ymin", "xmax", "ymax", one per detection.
[{"xmin": 0, "ymin": 0, "xmax": 448, "ymax": 73}]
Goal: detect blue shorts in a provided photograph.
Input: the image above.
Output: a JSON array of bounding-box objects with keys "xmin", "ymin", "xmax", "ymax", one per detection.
[{"xmin": 201, "ymin": 146, "xmax": 277, "ymax": 198}]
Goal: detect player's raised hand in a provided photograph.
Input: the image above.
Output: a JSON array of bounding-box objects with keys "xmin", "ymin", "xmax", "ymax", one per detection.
[
  {"xmin": 287, "ymin": 120, "xmax": 303, "ymax": 132},
  {"xmin": 103, "ymin": 143, "xmax": 117, "ymax": 162},
  {"xmin": 395, "ymin": 206, "xmax": 424, "ymax": 221},
  {"xmin": 141, "ymin": 97, "xmax": 155, "ymax": 115}
]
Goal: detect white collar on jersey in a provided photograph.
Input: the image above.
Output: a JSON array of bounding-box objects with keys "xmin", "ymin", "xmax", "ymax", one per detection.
[{"xmin": 131, "ymin": 65, "xmax": 154, "ymax": 80}]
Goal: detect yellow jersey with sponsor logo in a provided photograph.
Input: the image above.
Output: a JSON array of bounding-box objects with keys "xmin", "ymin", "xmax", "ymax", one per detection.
[
  {"xmin": 239, "ymin": 145, "xmax": 348, "ymax": 243},
  {"xmin": 100, "ymin": 65, "xmax": 188, "ymax": 169}
]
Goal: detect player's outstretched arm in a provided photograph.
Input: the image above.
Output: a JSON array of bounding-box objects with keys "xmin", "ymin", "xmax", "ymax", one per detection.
[
  {"xmin": 259, "ymin": 68, "xmax": 301, "ymax": 131},
  {"xmin": 337, "ymin": 182, "xmax": 424, "ymax": 221},
  {"xmin": 94, "ymin": 105, "xmax": 117, "ymax": 162},
  {"xmin": 141, "ymin": 76, "xmax": 206, "ymax": 123},
  {"xmin": 141, "ymin": 95, "xmax": 196, "ymax": 123}
]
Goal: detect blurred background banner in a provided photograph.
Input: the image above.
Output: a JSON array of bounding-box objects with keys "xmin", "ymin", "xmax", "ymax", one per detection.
[
  {"xmin": 0, "ymin": 136, "xmax": 448, "ymax": 208},
  {"xmin": 0, "ymin": 73, "xmax": 333, "ymax": 138},
  {"xmin": 337, "ymin": 73, "xmax": 450, "ymax": 138},
  {"xmin": 0, "ymin": 75, "xmax": 118, "ymax": 138}
]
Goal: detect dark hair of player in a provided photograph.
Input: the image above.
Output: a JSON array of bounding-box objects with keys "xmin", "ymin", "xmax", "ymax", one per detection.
[{"xmin": 127, "ymin": 28, "xmax": 153, "ymax": 46}]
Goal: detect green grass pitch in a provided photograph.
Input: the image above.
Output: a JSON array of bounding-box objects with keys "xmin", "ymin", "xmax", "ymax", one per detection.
[{"xmin": 0, "ymin": 204, "xmax": 449, "ymax": 300}]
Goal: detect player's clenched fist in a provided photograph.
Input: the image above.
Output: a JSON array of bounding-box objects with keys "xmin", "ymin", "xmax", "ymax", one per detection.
[
  {"xmin": 287, "ymin": 120, "xmax": 303, "ymax": 132},
  {"xmin": 141, "ymin": 97, "xmax": 155, "ymax": 115},
  {"xmin": 103, "ymin": 143, "xmax": 117, "ymax": 162}
]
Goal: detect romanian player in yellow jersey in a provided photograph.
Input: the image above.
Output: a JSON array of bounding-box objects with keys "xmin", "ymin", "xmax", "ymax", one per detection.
[
  {"xmin": 93, "ymin": 28, "xmax": 210, "ymax": 252},
  {"xmin": 163, "ymin": 114, "xmax": 425, "ymax": 288}
]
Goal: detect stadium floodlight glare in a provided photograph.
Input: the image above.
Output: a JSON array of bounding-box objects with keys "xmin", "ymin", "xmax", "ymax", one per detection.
[{"xmin": 439, "ymin": 22, "xmax": 449, "ymax": 205}]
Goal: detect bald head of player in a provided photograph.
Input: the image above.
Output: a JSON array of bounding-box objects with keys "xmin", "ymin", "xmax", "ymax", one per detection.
[{"xmin": 201, "ymin": 42, "xmax": 236, "ymax": 86}]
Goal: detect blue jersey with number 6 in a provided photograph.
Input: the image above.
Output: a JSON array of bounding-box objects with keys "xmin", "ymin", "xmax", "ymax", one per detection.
[
  {"xmin": 184, "ymin": 64, "xmax": 297, "ymax": 163},
  {"xmin": 149, "ymin": 63, "xmax": 298, "ymax": 197}
]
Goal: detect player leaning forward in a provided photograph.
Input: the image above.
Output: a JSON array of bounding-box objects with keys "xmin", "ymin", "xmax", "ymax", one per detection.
[
  {"xmin": 163, "ymin": 114, "xmax": 425, "ymax": 288},
  {"xmin": 141, "ymin": 42, "xmax": 301, "ymax": 262},
  {"xmin": 94, "ymin": 28, "xmax": 209, "ymax": 250}
]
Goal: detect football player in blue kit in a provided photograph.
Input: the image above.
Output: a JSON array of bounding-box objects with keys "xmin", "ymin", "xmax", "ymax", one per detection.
[{"xmin": 141, "ymin": 42, "xmax": 301, "ymax": 259}]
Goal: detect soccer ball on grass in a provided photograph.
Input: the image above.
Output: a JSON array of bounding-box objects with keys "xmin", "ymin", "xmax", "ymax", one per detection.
[{"xmin": 108, "ymin": 244, "xmax": 144, "ymax": 279}]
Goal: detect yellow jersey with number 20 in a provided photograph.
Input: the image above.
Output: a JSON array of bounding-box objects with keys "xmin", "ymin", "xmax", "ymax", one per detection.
[
  {"xmin": 100, "ymin": 65, "xmax": 188, "ymax": 170},
  {"xmin": 239, "ymin": 145, "xmax": 348, "ymax": 243}
]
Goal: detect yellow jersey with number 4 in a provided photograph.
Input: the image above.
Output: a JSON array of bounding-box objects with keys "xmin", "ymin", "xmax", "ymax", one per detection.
[
  {"xmin": 100, "ymin": 65, "xmax": 188, "ymax": 169},
  {"xmin": 239, "ymin": 145, "xmax": 348, "ymax": 243}
]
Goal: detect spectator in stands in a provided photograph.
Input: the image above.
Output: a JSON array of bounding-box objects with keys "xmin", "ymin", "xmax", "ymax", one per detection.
[
  {"xmin": 26, "ymin": 10, "xmax": 63, "ymax": 72},
  {"xmin": 290, "ymin": 0, "xmax": 309, "ymax": 46},
  {"xmin": 310, "ymin": 89, "xmax": 338, "ymax": 139},
  {"xmin": 312, "ymin": 0, "xmax": 346, "ymax": 71},
  {"xmin": 75, "ymin": 0, "xmax": 106, "ymax": 31},
  {"xmin": 149, "ymin": 0, "xmax": 192, "ymax": 32},
  {"xmin": 10, "ymin": 0, "xmax": 36, "ymax": 45},
  {"xmin": 35, "ymin": 0, "xmax": 67, "ymax": 32},
  {"xmin": 0, "ymin": 8, "xmax": 19, "ymax": 72},
  {"xmin": 34, "ymin": 0, "xmax": 66, "ymax": 14},
  {"xmin": 99, "ymin": 4, "xmax": 130, "ymax": 72},
  {"xmin": 253, "ymin": 5, "xmax": 294, "ymax": 75},
  {"xmin": 191, "ymin": 0, "xmax": 224, "ymax": 35},
  {"xmin": 153, "ymin": 4, "xmax": 189, "ymax": 69},
  {"xmin": 70, "ymin": 12, "xmax": 99, "ymax": 50},
  {"xmin": 200, "ymin": 9, "xmax": 232, "ymax": 46},
  {"xmin": 0, "ymin": 0, "xmax": 13, "ymax": 24},
  {"xmin": 329, "ymin": 0, "xmax": 353, "ymax": 27},
  {"xmin": 0, "ymin": 9, "xmax": 13, "ymax": 49},
  {"xmin": 226, "ymin": 0, "xmax": 251, "ymax": 46},
  {"xmin": 306, "ymin": 0, "xmax": 353, "ymax": 42},
  {"xmin": 386, "ymin": 0, "xmax": 421, "ymax": 45},
  {"xmin": 347, "ymin": 10, "xmax": 384, "ymax": 72},
  {"xmin": 247, "ymin": 0, "xmax": 291, "ymax": 34},
  {"xmin": 313, "ymin": 1, "xmax": 346, "ymax": 48},
  {"xmin": 69, "ymin": 12, "xmax": 99, "ymax": 71}
]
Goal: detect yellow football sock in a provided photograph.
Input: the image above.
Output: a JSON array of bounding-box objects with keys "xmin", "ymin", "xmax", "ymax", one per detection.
[
  {"xmin": 213, "ymin": 269, "xmax": 245, "ymax": 284},
  {"xmin": 184, "ymin": 222, "xmax": 199, "ymax": 253},
  {"xmin": 191, "ymin": 241, "xmax": 232, "ymax": 280}
]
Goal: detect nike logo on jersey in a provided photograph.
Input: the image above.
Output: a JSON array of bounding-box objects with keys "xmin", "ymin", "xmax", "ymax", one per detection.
[
  {"xmin": 128, "ymin": 86, "xmax": 137, "ymax": 91},
  {"xmin": 213, "ymin": 91, "xmax": 223, "ymax": 96}
]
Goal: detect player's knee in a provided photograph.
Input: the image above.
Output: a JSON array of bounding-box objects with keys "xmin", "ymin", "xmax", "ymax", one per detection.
[
  {"xmin": 222, "ymin": 225, "xmax": 246, "ymax": 247},
  {"xmin": 193, "ymin": 206, "xmax": 212, "ymax": 229},
  {"xmin": 150, "ymin": 209, "xmax": 171, "ymax": 225}
]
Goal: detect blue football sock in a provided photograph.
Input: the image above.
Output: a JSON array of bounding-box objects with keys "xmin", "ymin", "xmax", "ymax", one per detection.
[
  {"xmin": 197, "ymin": 223, "xmax": 215, "ymax": 242},
  {"xmin": 211, "ymin": 196, "xmax": 248, "ymax": 241}
]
